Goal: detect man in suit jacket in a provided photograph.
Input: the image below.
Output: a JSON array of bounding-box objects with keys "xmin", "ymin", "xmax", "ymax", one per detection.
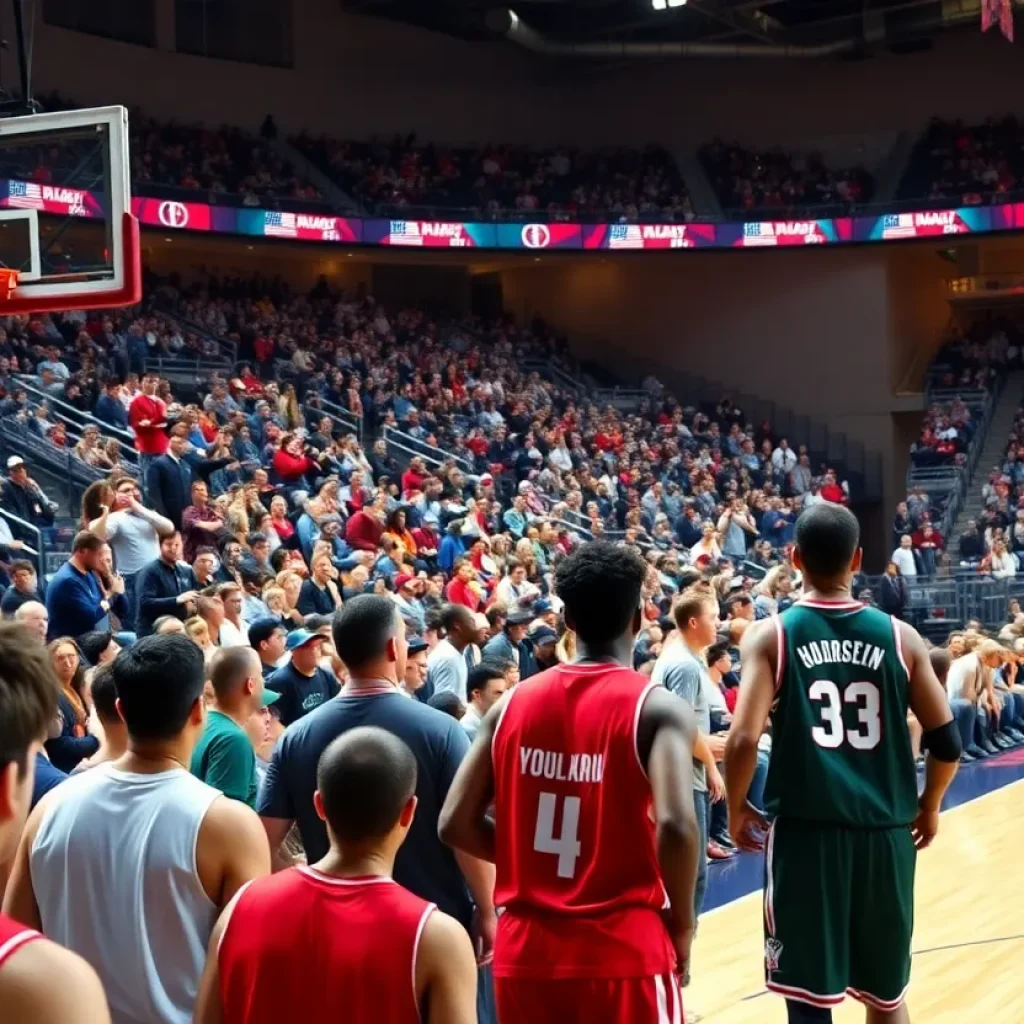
[
  {"xmin": 879, "ymin": 561, "xmax": 908, "ymax": 621},
  {"xmin": 134, "ymin": 530, "xmax": 199, "ymax": 636},
  {"xmin": 148, "ymin": 428, "xmax": 234, "ymax": 530}
]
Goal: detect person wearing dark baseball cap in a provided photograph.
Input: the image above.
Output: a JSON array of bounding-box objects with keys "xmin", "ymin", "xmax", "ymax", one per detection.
[
  {"xmin": 529, "ymin": 625, "xmax": 559, "ymax": 671},
  {"xmin": 249, "ymin": 617, "xmax": 288, "ymax": 680},
  {"xmin": 482, "ymin": 606, "xmax": 537, "ymax": 680},
  {"xmin": 265, "ymin": 628, "xmax": 339, "ymax": 726},
  {"xmin": 401, "ymin": 635, "xmax": 430, "ymax": 697}
]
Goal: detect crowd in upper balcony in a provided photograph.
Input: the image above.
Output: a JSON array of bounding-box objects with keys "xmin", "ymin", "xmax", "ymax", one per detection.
[
  {"xmin": 699, "ymin": 138, "xmax": 875, "ymax": 215},
  {"xmin": 290, "ymin": 133, "xmax": 693, "ymax": 221},
  {"xmin": 898, "ymin": 117, "xmax": 1024, "ymax": 207}
]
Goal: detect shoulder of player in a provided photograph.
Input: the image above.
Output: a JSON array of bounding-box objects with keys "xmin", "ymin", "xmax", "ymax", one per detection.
[
  {"xmin": 638, "ymin": 683, "xmax": 696, "ymax": 737},
  {"xmin": 0, "ymin": 937, "xmax": 109, "ymax": 1023},
  {"xmin": 415, "ymin": 905, "xmax": 475, "ymax": 985},
  {"xmin": 740, "ymin": 616, "xmax": 779, "ymax": 658},
  {"xmin": 200, "ymin": 792, "xmax": 266, "ymax": 850}
]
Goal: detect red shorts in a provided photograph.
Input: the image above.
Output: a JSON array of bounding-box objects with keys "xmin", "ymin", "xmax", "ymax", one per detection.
[{"xmin": 495, "ymin": 973, "xmax": 683, "ymax": 1024}]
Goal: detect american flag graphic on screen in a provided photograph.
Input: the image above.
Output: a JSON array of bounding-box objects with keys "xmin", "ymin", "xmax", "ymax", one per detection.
[
  {"xmin": 264, "ymin": 211, "xmax": 297, "ymax": 238},
  {"xmin": 389, "ymin": 221, "xmax": 424, "ymax": 245},
  {"xmin": 881, "ymin": 214, "xmax": 916, "ymax": 239},
  {"xmin": 608, "ymin": 225, "xmax": 644, "ymax": 249},
  {"xmin": 7, "ymin": 180, "xmax": 43, "ymax": 210}
]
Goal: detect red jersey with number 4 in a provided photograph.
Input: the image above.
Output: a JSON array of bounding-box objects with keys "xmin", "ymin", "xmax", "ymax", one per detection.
[
  {"xmin": 491, "ymin": 662, "xmax": 675, "ymax": 979},
  {"xmin": 217, "ymin": 868, "xmax": 434, "ymax": 1024}
]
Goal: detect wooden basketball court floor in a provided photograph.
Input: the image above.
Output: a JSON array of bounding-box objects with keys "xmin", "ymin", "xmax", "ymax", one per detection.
[{"xmin": 686, "ymin": 754, "xmax": 1024, "ymax": 1023}]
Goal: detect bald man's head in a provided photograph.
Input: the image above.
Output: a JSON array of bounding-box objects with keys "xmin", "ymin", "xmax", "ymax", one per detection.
[{"xmin": 14, "ymin": 601, "xmax": 48, "ymax": 643}]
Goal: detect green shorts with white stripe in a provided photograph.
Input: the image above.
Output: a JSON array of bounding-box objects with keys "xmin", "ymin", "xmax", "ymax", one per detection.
[{"xmin": 763, "ymin": 817, "xmax": 916, "ymax": 1011}]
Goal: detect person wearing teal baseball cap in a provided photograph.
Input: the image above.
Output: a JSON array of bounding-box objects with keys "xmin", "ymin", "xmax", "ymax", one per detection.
[{"xmin": 190, "ymin": 646, "xmax": 274, "ymax": 808}]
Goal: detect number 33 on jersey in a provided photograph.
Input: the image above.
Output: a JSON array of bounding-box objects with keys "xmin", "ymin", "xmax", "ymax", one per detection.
[{"xmin": 765, "ymin": 600, "xmax": 919, "ymax": 829}]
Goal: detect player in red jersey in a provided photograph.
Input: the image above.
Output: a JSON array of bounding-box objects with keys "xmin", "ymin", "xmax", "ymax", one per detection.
[
  {"xmin": 0, "ymin": 622, "xmax": 110, "ymax": 1023},
  {"xmin": 194, "ymin": 726, "xmax": 477, "ymax": 1024},
  {"xmin": 440, "ymin": 541, "xmax": 700, "ymax": 1023}
]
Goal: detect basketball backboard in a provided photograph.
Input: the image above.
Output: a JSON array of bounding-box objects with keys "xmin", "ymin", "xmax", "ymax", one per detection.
[{"xmin": 0, "ymin": 104, "xmax": 140, "ymax": 314}]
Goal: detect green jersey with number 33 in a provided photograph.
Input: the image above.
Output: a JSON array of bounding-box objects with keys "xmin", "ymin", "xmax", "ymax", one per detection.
[{"xmin": 764, "ymin": 599, "xmax": 918, "ymax": 828}]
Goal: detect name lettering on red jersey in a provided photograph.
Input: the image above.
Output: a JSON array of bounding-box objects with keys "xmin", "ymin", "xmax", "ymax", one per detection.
[{"xmin": 519, "ymin": 746, "xmax": 605, "ymax": 783}]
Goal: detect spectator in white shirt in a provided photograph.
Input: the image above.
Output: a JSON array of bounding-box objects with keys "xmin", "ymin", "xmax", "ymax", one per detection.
[
  {"xmin": 989, "ymin": 539, "xmax": 1017, "ymax": 579},
  {"xmin": 218, "ymin": 582, "xmax": 250, "ymax": 647},
  {"xmin": 891, "ymin": 535, "xmax": 918, "ymax": 578},
  {"xmin": 771, "ymin": 440, "xmax": 797, "ymax": 476}
]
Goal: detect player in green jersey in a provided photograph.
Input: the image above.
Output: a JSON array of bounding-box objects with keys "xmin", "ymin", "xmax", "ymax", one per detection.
[{"xmin": 724, "ymin": 503, "xmax": 961, "ymax": 1024}]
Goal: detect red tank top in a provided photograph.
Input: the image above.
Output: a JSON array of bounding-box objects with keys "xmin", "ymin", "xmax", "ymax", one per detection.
[
  {"xmin": 218, "ymin": 868, "xmax": 434, "ymax": 1024},
  {"xmin": 491, "ymin": 662, "xmax": 675, "ymax": 979},
  {"xmin": 0, "ymin": 911, "xmax": 42, "ymax": 970}
]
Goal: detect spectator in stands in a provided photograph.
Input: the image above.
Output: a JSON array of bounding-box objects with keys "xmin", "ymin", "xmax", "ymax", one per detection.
[
  {"xmin": 191, "ymin": 646, "xmax": 278, "ymax": 808},
  {"xmin": 912, "ymin": 522, "xmax": 944, "ymax": 576},
  {"xmin": 249, "ymin": 617, "xmax": 287, "ymax": 681},
  {"xmin": 879, "ymin": 562, "xmax": 908, "ymax": 620},
  {"xmin": 218, "ymin": 583, "xmax": 250, "ymax": 648},
  {"xmin": 13, "ymin": 599, "xmax": 48, "ymax": 641},
  {"xmin": 5, "ymin": 634, "xmax": 270, "ymax": 1024},
  {"xmin": 94, "ymin": 378, "xmax": 129, "ymax": 431},
  {"xmin": 45, "ymin": 637, "xmax": 99, "ymax": 774},
  {"xmin": 958, "ymin": 520, "xmax": 983, "ymax": 569},
  {"xmin": 988, "ymin": 538, "xmax": 1017, "ymax": 579},
  {"xmin": 267, "ymin": 628, "xmax": 339, "ymax": 726},
  {"xmin": 0, "ymin": 558, "xmax": 41, "ymax": 615},
  {"xmin": 77, "ymin": 662, "xmax": 129, "ymax": 770},
  {"xmin": 90, "ymin": 476, "xmax": 176, "ymax": 629},
  {"xmin": 134, "ymin": 530, "xmax": 199, "ymax": 637},
  {"xmin": 890, "ymin": 534, "xmax": 918, "ymax": 579},
  {"xmin": 460, "ymin": 662, "xmax": 508, "ymax": 742},
  {"xmin": 128, "ymin": 371, "xmax": 169, "ymax": 483},
  {"xmin": 426, "ymin": 604, "xmax": 476, "ymax": 702},
  {"xmin": 482, "ymin": 607, "xmax": 537, "ymax": 680},
  {"xmin": 297, "ymin": 553, "xmax": 342, "ymax": 616},
  {"xmin": 45, "ymin": 531, "xmax": 128, "ymax": 641},
  {"xmin": 2, "ymin": 455, "xmax": 57, "ymax": 528},
  {"xmin": 892, "ymin": 501, "xmax": 912, "ymax": 549}
]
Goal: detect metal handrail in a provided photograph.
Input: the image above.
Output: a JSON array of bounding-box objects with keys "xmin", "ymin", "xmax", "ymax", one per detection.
[
  {"xmin": 382, "ymin": 425, "xmax": 472, "ymax": 474},
  {"xmin": 0, "ymin": 506, "xmax": 42, "ymax": 558},
  {"xmin": 13, "ymin": 376, "xmax": 135, "ymax": 449},
  {"xmin": 304, "ymin": 395, "xmax": 361, "ymax": 439},
  {"xmin": 302, "ymin": 402, "xmax": 360, "ymax": 442}
]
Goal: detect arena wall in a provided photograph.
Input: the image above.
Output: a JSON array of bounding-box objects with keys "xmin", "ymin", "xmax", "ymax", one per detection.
[
  {"xmin": 14, "ymin": 4, "xmax": 1024, "ymax": 151},
  {"xmin": 500, "ymin": 242, "xmax": 953, "ymax": 526}
]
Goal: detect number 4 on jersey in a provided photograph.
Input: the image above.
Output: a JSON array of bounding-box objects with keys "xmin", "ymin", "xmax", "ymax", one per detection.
[{"xmin": 533, "ymin": 792, "xmax": 582, "ymax": 878}]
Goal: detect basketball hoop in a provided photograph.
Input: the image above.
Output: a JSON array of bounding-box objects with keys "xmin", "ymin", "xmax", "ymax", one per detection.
[{"xmin": 0, "ymin": 267, "xmax": 19, "ymax": 301}]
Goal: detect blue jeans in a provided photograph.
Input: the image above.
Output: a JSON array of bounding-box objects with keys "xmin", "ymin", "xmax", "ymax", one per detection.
[
  {"xmin": 137, "ymin": 453, "xmax": 155, "ymax": 500},
  {"xmin": 949, "ymin": 698, "xmax": 976, "ymax": 751},
  {"xmin": 477, "ymin": 963, "xmax": 496, "ymax": 1024},
  {"xmin": 693, "ymin": 788, "xmax": 709, "ymax": 921},
  {"xmin": 748, "ymin": 748, "xmax": 771, "ymax": 812},
  {"xmin": 120, "ymin": 572, "xmax": 138, "ymax": 633}
]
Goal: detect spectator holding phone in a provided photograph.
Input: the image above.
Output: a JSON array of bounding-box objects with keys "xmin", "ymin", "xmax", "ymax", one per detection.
[{"xmin": 45, "ymin": 532, "xmax": 129, "ymax": 641}]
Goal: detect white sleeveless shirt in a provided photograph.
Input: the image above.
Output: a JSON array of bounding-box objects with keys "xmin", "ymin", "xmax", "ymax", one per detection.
[{"xmin": 30, "ymin": 764, "xmax": 221, "ymax": 1024}]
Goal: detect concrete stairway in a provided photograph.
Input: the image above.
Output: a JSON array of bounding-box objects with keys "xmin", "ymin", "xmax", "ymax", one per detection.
[{"xmin": 949, "ymin": 370, "xmax": 1024, "ymax": 538}]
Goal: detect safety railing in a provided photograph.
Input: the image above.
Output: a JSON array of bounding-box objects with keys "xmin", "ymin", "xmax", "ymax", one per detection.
[
  {"xmin": 0, "ymin": 415, "xmax": 138, "ymax": 509},
  {"xmin": 0, "ymin": 506, "xmax": 44, "ymax": 576},
  {"xmin": 302, "ymin": 401, "xmax": 361, "ymax": 443},
  {"xmin": 304, "ymin": 394, "xmax": 362, "ymax": 439},
  {"xmin": 13, "ymin": 376, "xmax": 135, "ymax": 451},
  {"xmin": 590, "ymin": 387, "xmax": 649, "ymax": 412},
  {"xmin": 382, "ymin": 425, "xmax": 473, "ymax": 474}
]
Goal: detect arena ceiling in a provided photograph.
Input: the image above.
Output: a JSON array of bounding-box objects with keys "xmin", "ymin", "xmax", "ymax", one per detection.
[{"xmin": 348, "ymin": 0, "xmax": 979, "ymax": 55}]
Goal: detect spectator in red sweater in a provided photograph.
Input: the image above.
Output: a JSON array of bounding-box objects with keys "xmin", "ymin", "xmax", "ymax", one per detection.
[
  {"xmin": 401, "ymin": 456, "xmax": 428, "ymax": 499},
  {"xmin": 819, "ymin": 471, "xmax": 848, "ymax": 505},
  {"xmin": 271, "ymin": 434, "xmax": 319, "ymax": 491},
  {"xmin": 445, "ymin": 558, "xmax": 482, "ymax": 612},
  {"xmin": 345, "ymin": 506, "xmax": 384, "ymax": 552},
  {"xmin": 128, "ymin": 372, "xmax": 169, "ymax": 455}
]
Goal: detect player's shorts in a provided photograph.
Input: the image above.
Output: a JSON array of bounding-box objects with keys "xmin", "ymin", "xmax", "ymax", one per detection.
[
  {"xmin": 495, "ymin": 973, "xmax": 683, "ymax": 1024},
  {"xmin": 764, "ymin": 817, "xmax": 916, "ymax": 1012}
]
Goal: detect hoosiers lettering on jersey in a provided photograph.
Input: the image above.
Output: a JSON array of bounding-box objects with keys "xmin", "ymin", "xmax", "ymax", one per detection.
[
  {"xmin": 519, "ymin": 747, "xmax": 605, "ymax": 783},
  {"xmin": 795, "ymin": 639, "xmax": 885, "ymax": 672}
]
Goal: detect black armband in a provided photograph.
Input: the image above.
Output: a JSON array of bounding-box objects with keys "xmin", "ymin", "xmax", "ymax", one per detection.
[{"xmin": 922, "ymin": 719, "xmax": 963, "ymax": 763}]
